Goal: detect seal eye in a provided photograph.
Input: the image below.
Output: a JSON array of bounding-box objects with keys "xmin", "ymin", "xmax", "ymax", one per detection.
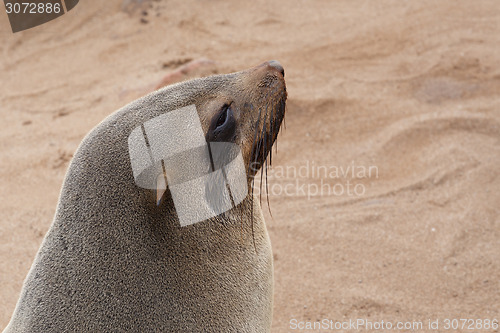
[
  {"xmin": 215, "ymin": 105, "xmax": 230, "ymax": 130},
  {"xmin": 207, "ymin": 104, "xmax": 236, "ymax": 142}
]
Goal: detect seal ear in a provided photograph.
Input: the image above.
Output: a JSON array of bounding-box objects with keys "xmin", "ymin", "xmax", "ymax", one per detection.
[{"xmin": 156, "ymin": 173, "xmax": 167, "ymax": 206}]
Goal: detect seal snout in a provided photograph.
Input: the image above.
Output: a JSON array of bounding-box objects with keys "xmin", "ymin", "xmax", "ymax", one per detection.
[{"xmin": 267, "ymin": 60, "xmax": 285, "ymax": 77}]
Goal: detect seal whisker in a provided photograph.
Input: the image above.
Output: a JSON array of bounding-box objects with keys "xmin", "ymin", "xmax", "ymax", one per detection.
[
  {"xmin": 249, "ymin": 104, "xmax": 263, "ymax": 175},
  {"xmin": 259, "ymin": 101, "xmax": 270, "ymax": 206},
  {"xmin": 249, "ymin": 102, "xmax": 265, "ymax": 252},
  {"xmin": 264, "ymin": 151, "xmax": 272, "ymax": 218},
  {"xmin": 271, "ymin": 88, "xmax": 279, "ymax": 154},
  {"xmin": 247, "ymin": 103, "xmax": 259, "ymax": 247},
  {"xmin": 263, "ymin": 87, "xmax": 281, "ymax": 216},
  {"xmin": 275, "ymin": 97, "xmax": 286, "ymax": 153},
  {"xmin": 282, "ymin": 100, "xmax": 287, "ymax": 131}
]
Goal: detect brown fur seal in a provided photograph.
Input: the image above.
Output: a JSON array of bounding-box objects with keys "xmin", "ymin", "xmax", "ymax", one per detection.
[{"xmin": 3, "ymin": 60, "xmax": 286, "ymax": 332}]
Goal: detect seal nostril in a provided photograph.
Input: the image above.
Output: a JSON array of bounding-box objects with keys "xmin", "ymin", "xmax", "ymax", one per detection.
[{"xmin": 268, "ymin": 60, "xmax": 285, "ymax": 77}]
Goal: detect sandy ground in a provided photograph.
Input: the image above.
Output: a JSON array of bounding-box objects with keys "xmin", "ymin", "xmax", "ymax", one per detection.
[{"xmin": 1, "ymin": 1, "xmax": 499, "ymax": 332}]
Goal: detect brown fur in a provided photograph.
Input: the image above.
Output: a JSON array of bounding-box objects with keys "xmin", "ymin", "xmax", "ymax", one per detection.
[{"xmin": 4, "ymin": 61, "xmax": 286, "ymax": 332}]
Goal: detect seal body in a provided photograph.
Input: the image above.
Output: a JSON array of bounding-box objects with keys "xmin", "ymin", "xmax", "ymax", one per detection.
[{"xmin": 3, "ymin": 61, "xmax": 286, "ymax": 333}]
